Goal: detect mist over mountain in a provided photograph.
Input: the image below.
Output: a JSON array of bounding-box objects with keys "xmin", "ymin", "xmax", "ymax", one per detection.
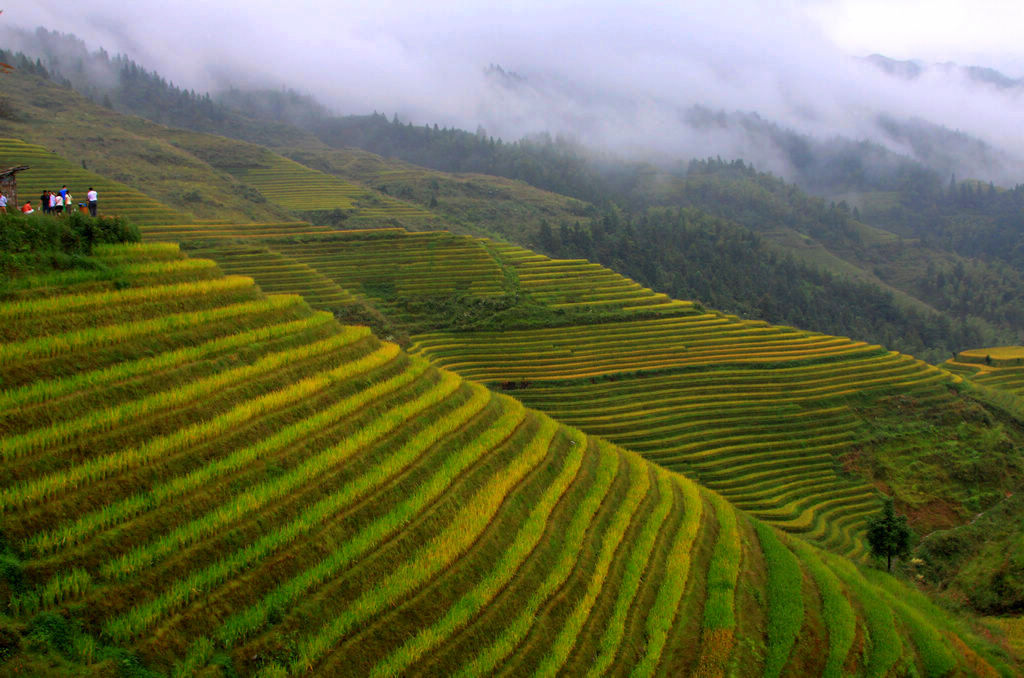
[
  {"xmin": 864, "ymin": 53, "xmax": 1024, "ymax": 89},
  {"xmin": 4, "ymin": 2, "xmax": 1024, "ymax": 191}
]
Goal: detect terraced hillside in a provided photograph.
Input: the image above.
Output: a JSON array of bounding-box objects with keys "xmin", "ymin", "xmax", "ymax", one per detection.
[
  {"xmin": 407, "ymin": 243, "xmax": 960, "ymax": 556},
  {"xmin": 139, "ymin": 226, "xmax": 980, "ymax": 557},
  {"xmin": 943, "ymin": 347, "xmax": 1024, "ymax": 397},
  {"xmin": 142, "ymin": 220, "xmax": 340, "ymax": 242},
  {"xmin": 268, "ymin": 231, "xmax": 507, "ymax": 298},
  {"xmin": 281, "ymin": 145, "xmax": 594, "ymax": 240},
  {"xmin": 410, "ymin": 324, "xmax": 952, "ymax": 557},
  {"xmin": 0, "ymin": 243, "xmax": 1014, "ymax": 676},
  {"xmin": 0, "ymin": 138, "xmax": 186, "ymax": 225},
  {"xmin": 0, "ymin": 71, "xmax": 298, "ymax": 223},
  {"xmin": 166, "ymin": 229, "xmax": 514, "ymax": 330},
  {"xmin": 165, "ymin": 229, "xmax": 692, "ymax": 329},
  {"xmin": 224, "ymin": 152, "xmax": 438, "ymax": 224},
  {"xmin": 182, "ymin": 243, "xmax": 358, "ymax": 313},
  {"xmin": 0, "ymin": 136, "xmax": 437, "ymax": 229},
  {"xmin": 493, "ymin": 241, "xmax": 691, "ymax": 313}
]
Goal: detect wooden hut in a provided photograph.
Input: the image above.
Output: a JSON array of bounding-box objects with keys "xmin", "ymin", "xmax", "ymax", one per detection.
[{"xmin": 0, "ymin": 165, "xmax": 29, "ymax": 207}]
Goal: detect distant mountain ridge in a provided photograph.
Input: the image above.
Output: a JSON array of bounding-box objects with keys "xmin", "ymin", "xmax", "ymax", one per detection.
[
  {"xmin": 5, "ymin": 24, "xmax": 1023, "ymax": 192},
  {"xmin": 864, "ymin": 53, "xmax": 1024, "ymax": 89}
]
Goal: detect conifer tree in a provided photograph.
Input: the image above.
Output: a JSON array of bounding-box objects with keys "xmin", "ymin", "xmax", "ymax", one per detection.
[{"xmin": 866, "ymin": 498, "xmax": 911, "ymax": 572}]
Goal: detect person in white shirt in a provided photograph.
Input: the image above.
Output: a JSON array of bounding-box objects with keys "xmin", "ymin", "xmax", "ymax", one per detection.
[
  {"xmin": 0, "ymin": 193, "xmax": 7, "ymax": 212},
  {"xmin": 87, "ymin": 187, "xmax": 98, "ymax": 217},
  {"xmin": 54, "ymin": 193, "xmax": 64, "ymax": 215}
]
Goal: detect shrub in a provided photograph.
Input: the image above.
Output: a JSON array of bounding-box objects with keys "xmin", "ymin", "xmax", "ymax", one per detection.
[
  {"xmin": 25, "ymin": 612, "xmax": 74, "ymax": 657},
  {"xmin": 0, "ymin": 622, "xmax": 22, "ymax": 662},
  {"xmin": 0, "ymin": 211, "xmax": 140, "ymax": 271}
]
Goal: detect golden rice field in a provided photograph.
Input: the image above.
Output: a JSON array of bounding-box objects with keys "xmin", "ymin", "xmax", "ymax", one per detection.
[
  {"xmin": 409, "ymin": 314, "xmax": 955, "ymax": 556},
  {"xmin": 171, "ymin": 230, "xmax": 515, "ymax": 328},
  {"xmin": 268, "ymin": 231, "xmax": 507, "ymax": 297},
  {"xmin": 485, "ymin": 240, "xmax": 693, "ymax": 314},
  {"xmin": 405, "ymin": 239, "xmax": 960, "ymax": 557},
  {"xmin": 0, "ymin": 138, "xmax": 436, "ymax": 228},
  {"xmin": 185, "ymin": 244, "xmax": 358, "ymax": 313},
  {"xmin": 944, "ymin": 347, "xmax": 1024, "ymax": 397},
  {"xmin": 957, "ymin": 346, "xmax": 1024, "ymax": 365},
  {"xmin": 0, "ymin": 138, "xmax": 186, "ymax": 225},
  {"xmin": 115, "ymin": 226, "xmax": 968, "ymax": 558},
  {"xmin": 140, "ymin": 227, "xmax": 515, "ymax": 330},
  {"xmin": 141, "ymin": 220, "xmax": 342, "ymax": 242},
  {"xmin": 149, "ymin": 228, "xmax": 700, "ymax": 330},
  {"xmin": 0, "ymin": 243, "xmax": 1012, "ymax": 675},
  {"xmin": 224, "ymin": 153, "xmax": 436, "ymax": 222}
]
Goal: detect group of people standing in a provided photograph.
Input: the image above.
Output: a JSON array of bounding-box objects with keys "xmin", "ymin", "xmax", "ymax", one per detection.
[
  {"xmin": 0, "ymin": 185, "xmax": 99, "ymax": 216},
  {"xmin": 38, "ymin": 186, "xmax": 99, "ymax": 217}
]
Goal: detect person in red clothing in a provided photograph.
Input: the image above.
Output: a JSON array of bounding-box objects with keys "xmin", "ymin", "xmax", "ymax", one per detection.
[{"xmin": 21, "ymin": 201, "xmax": 34, "ymax": 214}]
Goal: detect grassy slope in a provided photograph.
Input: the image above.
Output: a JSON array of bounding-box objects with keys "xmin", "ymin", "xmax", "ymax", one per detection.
[
  {"xmin": 634, "ymin": 170, "xmax": 915, "ymax": 296},
  {"xmin": 0, "ymin": 138, "xmax": 187, "ymax": 225},
  {"xmin": 0, "ymin": 69, "xmax": 294, "ymax": 223},
  {"xmin": 0, "ymin": 71, "xmax": 456, "ymax": 232},
  {"xmin": 757, "ymin": 220, "xmax": 946, "ymax": 318},
  {"xmin": 0, "ymin": 243, "xmax": 1016, "ymax": 676},
  {"xmin": 281, "ymin": 145, "xmax": 594, "ymax": 240},
  {"xmin": 919, "ymin": 352, "xmax": 1024, "ymax": 613}
]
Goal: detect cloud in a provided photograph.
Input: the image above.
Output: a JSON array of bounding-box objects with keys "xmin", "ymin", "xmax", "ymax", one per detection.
[{"xmin": 6, "ymin": 0, "xmax": 1024, "ymax": 183}]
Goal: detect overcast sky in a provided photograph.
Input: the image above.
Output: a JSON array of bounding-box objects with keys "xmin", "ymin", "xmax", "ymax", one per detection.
[
  {"xmin": 808, "ymin": 0, "xmax": 1024, "ymax": 69},
  {"xmin": 6, "ymin": 0, "xmax": 1024, "ymax": 180},
  {"xmin": 11, "ymin": 0, "xmax": 1023, "ymax": 79}
]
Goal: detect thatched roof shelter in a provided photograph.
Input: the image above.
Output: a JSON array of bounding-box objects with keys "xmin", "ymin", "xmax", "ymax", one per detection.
[{"xmin": 0, "ymin": 165, "xmax": 29, "ymax": 207}]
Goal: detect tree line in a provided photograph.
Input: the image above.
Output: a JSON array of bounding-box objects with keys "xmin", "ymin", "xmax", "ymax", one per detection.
[{"xmin": 535, "ymin": 205, "xmax": 1006, "ymax": 363}]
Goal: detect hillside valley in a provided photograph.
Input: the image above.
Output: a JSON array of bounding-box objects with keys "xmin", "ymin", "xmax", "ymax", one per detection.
[{"xmin": 0, "ymin": 28, "xmax": 1024, "ymax": 677}]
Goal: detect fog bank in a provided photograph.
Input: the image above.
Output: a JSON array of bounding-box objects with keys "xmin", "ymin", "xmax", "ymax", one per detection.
[{"xmin": 6, "ymin": 0, "xmax": 1024, "ymax": 184}]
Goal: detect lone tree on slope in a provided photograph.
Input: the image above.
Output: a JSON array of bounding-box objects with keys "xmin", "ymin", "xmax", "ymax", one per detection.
[{"xmin": 866, "ymin": 497, "xmax": 911, "ymax": 572}]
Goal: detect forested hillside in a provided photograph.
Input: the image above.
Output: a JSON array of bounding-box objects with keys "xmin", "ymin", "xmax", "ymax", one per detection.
[
  {"xmin": 860, "ymin": 176, "xmax": 1024, "ymax": 268},
  {"xmin": 534, "ymin": 206, "xmax": 1002, "ymax": 362}
]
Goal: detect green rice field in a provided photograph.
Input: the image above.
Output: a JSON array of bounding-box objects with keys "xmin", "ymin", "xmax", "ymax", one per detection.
[{"xmin": 0, "ymin": 243, "xmax": 1010, "ymax": 675}]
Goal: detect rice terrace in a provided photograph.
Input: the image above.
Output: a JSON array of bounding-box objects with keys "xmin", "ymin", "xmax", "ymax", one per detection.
[{"xmin": 1, "ymin": 20, "xmax": 1024, "ymax": 678}]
